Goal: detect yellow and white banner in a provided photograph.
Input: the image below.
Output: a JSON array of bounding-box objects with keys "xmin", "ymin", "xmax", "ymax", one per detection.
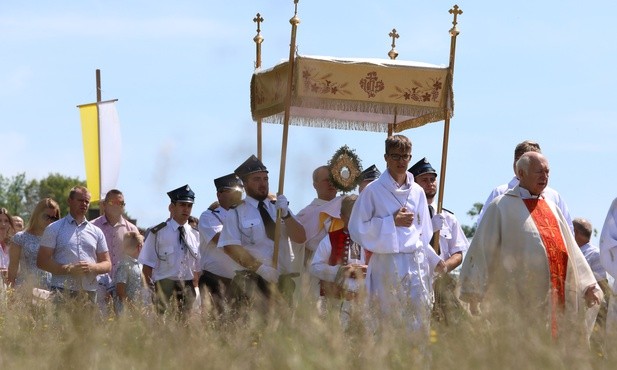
[{"xmin": 78, "ymin": 99, "xmax": 121, "ymax": 203}]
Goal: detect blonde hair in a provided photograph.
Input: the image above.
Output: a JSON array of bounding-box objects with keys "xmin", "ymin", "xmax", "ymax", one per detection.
[
  {"xmin": 27, "ymin": 198, "xmax": 61, "ymax": 233},
  {"xmin": 123, "ymin": 231, "xmax": 144, "ymax": 252}
]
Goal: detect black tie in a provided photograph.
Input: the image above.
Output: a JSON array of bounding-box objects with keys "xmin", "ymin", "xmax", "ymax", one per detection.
[
  {"xmin": 428, "ymin": 205, "xmax": 438, "ymax": 249},
  {"xmin": 179, "ymin": 225, "xmax": 188, "ymax": 250},
  {"xmin": 258, "ymin": 201, "xmax": 276, "ymax": 240}
]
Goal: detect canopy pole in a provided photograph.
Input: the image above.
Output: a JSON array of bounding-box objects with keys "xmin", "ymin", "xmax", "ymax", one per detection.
[
  {"xmin": 434, "ymin": 4, "xmax": 462, "ymax": 255},
  {"xmin": 253, "ymin": 13, "xmax": 265, "ymax": 161},
  {"xmin": 273, "ymin": 0, "xmax": 300, "ymax": 268},
  {"xmin": 96, "ymin": 69, "xmax": 103, "ymax": 212}
]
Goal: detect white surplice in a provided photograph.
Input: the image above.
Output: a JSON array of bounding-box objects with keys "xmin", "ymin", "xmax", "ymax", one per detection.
[{"xmin": 349, "ymin": 170, "xmax": 441, "ymax": 333}]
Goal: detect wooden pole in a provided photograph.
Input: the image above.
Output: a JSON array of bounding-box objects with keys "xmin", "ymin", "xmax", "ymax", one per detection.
[
  {"xmin": 272, "ymin": 0, "xmax": 300, "ymax": 268},
  {"xmin": 95, "ymin": 69, "xmax": 103, "ymax": 213},
  {"xmin": 253, "ymin": 14, "xmax": 265, "ymax": 161},
  {"xmin": 387, "ymin": 28, "xmax": 399, "ymax": 137},
  {"xmin": 434, "ymin": 5, "xmax": 462, "ymax": 256}
]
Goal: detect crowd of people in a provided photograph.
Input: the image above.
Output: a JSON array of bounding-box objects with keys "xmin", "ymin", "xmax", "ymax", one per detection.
[{"xmin": 1, "ymin": 135, "xmax": 617, "ymax": 358}]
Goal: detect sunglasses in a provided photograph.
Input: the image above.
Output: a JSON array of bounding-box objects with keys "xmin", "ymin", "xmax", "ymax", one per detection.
[
  {"xmin": 45, "ymin": 215, "xmax": 59, "ymax": 222},
  {"xmin": 107, "ymin": 200, "xmax": 126, "ymax": 206}
]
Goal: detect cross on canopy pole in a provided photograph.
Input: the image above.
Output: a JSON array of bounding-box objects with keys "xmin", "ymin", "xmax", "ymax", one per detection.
[
  {"xmin": 387, "ymin": 28, "xmax": 399, "ymax": 137},
  {"xmin": 253, "ymin": 13, "xmax": 265, "ymax": 161},
  {"xmin": 433, "ymin": 4, "xmax": 462, "ymax": 256},
  {"xmin": 272, "ymin": 0, "xmax": 300, "ymax": 268}
]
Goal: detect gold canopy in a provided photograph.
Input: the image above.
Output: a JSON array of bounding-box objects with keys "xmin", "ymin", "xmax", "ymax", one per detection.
[{"xmin": 251, "ymin": 55, "xmax": 453, "ymax": 133}]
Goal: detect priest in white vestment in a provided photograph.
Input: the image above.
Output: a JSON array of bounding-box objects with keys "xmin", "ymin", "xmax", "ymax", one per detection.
[
  {"xmin": 460, "ymin": 152, "xmax": 601, "ymax": 339},
  {"xmin": 349, "ymin": 135, "xmax": 444, "ymax": 340}
]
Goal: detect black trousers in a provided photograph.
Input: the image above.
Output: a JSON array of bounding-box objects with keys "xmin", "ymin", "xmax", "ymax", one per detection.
[{"xmin": 154, "ymin": 279, "xmax": 196, "ymax": 317}]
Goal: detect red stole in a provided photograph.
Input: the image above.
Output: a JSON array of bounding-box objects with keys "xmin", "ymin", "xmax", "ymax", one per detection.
[{"xmin": 523, "ymin": 198, "xmax": 569, "ymax": 338}]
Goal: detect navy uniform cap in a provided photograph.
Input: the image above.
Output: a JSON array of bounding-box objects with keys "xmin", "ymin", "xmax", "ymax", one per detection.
[
  {"xmin": 360, "ymin": 164, "xmax": 381, "ymax": 181},
  {"xmin": 167, "ymin": 184, "xmax": 195, "ymax": 203},
  {"xmin": 235, "ymin": 155, "xmax": 268, "ymax": 178},
  {"xmin": 408, "ymin": 157, "xmax": 437, "ymax": 178},
  {"xmin": 214, "ymin": 173, "xmax": 243, "ymax": 192}
]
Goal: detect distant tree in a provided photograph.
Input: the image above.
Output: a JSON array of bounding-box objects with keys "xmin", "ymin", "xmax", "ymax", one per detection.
[
  {"xmin": 38, "ymin": 173, "xmax": 86, "ymax": 217},
  {"xmin": 461, "ymin": 202, "xmax": 483, "ymax": 239},
  {"xmin": 0, "ymin": 173, "xmax": 85, "ymax": 222},
  {"xmin": 0, "ymin": 173, "xmax": 38, "ymax": 221}
]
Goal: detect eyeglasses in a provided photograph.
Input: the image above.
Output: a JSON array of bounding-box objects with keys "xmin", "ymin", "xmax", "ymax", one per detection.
[
  {"xmin": 107, "ymin": 200, "xmax": 126, "ymax": 206},
  {"xmin": 45, "ymin": 215, "xmax": 59, "ymax": 222},
  {"xmin": 388, "ymin": 153, "xmax": 412, "ymax": 161}
]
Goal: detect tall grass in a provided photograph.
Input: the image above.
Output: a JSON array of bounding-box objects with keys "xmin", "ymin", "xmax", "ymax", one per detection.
[{"xmin": 0, "ymin": 286, "xmax": 612, "ymax": 370}]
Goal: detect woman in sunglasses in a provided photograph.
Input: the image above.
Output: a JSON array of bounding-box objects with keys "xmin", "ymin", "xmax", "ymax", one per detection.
[{"xmin": 8, "ymin": 198, "xmax": 60, "ymax": 289}]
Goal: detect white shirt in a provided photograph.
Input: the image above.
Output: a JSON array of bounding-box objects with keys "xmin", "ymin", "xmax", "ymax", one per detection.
[
  {"xmin": 218, "ymin": 196, "xmax": 294, "ymax": 274},
  {"xmin": 198, "ymin": 206, "xmax": 243, "ymax": 279},
  {"xmin": 600, "ymin": 197, "xmax": 617, "ymax": 292},
  {"xmin": 138, "ymin": 219, "xmax": 200, "ymax": 282},
  {"xmin": 430, "ymin": 202, "xmax": 469, "ymax": 260}
]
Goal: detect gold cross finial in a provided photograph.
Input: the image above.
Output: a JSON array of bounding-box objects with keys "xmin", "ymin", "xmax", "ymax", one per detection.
[
  {"xmin": 449, "ymin": 5, "xmax": 463, "ymax": 35},
  {"xmin": 449, "ymin": 5, "xmax": 462, "ymax": 26},
  {"xmin": 253, "ymin": 13, "xmax": 264, "ymax": 34},
  {"xmin": 388, "ymin": 28, "xmax": 399, "ymax": 60}
]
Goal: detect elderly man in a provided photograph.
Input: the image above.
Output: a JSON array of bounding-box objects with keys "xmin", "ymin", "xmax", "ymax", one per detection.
[
  {"xmin": 37, "ymin": 186, "xmax": 111, "ymax": 303},
  {"xmin": 139, "ymin": 185, "xmax": 200, "ymax": 317},
  {"xmin": 460, "ymin": 152, "xmax": 601, "ymax": 339},
  {"xmin": 219, "ymin": 155, "xmax": 306, "ymax": 305},
  {"xmin": 349, "ymin": 135, "xmax": 444, "ymax": 344},
  {"xmin": 92, "ymin": 189, "xmax": 138, "ymax": 279},
  {"xmin": 294, "ymin": 165, "xmax": 343, "ymax": 300},
  {"xmin": 476, "ymin": 140, "xmax": 573, "ymax": 231}
]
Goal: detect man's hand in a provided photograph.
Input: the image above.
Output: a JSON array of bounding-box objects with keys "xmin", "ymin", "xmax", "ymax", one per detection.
[
  {"xmin": 256, "ymin": 264, "xmax": 280, "ymax": 284},
  {"xmin": 584, "ymin": 285, "xmax": 601, "ymax": 308},
  {"xmin": 275, "ymin": 194, "xmax": 289, "ymax": 218},
  {"xmin": 394, "ymin": 207, "xmax": 414, "ymax": 227},
  {"xmin": 431, "ymin": 214, "xmax": 446, "ymax": 232},
  {"xmin": 66, "ymin": 261, "xmax": 93, "ymax": 276}
]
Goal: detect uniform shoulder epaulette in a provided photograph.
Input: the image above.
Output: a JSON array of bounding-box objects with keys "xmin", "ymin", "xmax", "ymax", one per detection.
[
  {"xmin": 229, "ymin": 200, "xmax": 245, "ymax": 210},
  {"xmin": 150, "ymin": 221, "xmax": 167, "ymax": 234},
  {"xmin": 442, "ymin": 207, "xmax": 454, "ymax": 215}
]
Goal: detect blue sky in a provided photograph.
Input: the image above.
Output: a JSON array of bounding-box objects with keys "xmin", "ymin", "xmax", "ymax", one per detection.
[{"xmin": 2, "ymin": 1, "xmax": 616, "ymax": 243}]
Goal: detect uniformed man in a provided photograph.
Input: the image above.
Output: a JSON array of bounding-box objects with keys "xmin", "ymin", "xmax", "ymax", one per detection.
[
  {"xmin": 138, "ymin": 184, "xmax": 200, "ymax": 318},
  {"xmin": 218, "ymin": 155, "xmax": 306, "ymax": 306},
  {"xmin": 409, "ymin": 158, "xmax": 470, "ymax": 324},
  {"xmin": 358, "ymin": 164, "xmax": 381, "ymax": 193},
  {"xmin": 198, "ymin": 173, "xmax": 244, "ymax": 314}
]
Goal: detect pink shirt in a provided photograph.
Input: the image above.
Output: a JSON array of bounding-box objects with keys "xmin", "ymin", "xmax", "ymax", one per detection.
[{"xmin": 92, "ymin": 215, "xmax": 138, "ymax": 279}]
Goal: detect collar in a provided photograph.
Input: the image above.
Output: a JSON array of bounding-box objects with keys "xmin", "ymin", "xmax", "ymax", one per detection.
[
  {"xmin": 382, "ymin": 170, "xmax": 411, "ymax": 190},
  {"xmin": 103, "ymin": 215, "xmax": 125, "ymax": 226},
  {"xmin": 517, "ymin": 186, "xmax": 545, "ymax": 200},
  {"xmin": 66, "ymin": 214, "xmax": 87, "ymax": 226},
  {"xmin": 245, "ymin": 195, "xmax": 271, "ymax": 209},
  {"xmin": 168, "ymin": 218, "xmax": 185, "ymax": 231},
  {"xmin": 508, "ymin": 176, "xmax": 520, "ymax": 189}
]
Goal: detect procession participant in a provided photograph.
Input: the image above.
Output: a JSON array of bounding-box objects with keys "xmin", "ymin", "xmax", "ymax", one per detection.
[
  {"xmin": 219, "ymin": 155, "xmax": 305, "ymax": 307},
  {"xmin": 599, "ymin": 197, "xmax": 617, "ymax": 352},
  {"xmin": 9, "ymin": 198, "xmax": 59, "ymax": 289},
  {"xmin": 293, "ymin": 165, "xmax": 342, "ymax": 300},
  {"xmin": 476, "ymin": 140, "xmax": 573, "ymax": 231},
  {"xmin": 0, "ymin": 208, "xmax": 16, "ymax": 284},
  {"xmin": 92, "ymin": 189, "xmax": 139, "ymax": 280},
  {"xmin": 138, "ymin": 185, "xmax": 200, "ymax": 318},
  {"xmin": 310, "ymin": 194, "xmax": 367, "ymax": 330},
  {"xmin": 114, "ymin": 231, "xmax": 145, "ymax": 314},
  {"xmin": 198, "ymin": 173, "xmax": 244, "ymax": 314},
  {"xmin": 460, "ymin": 152, "xmax": 600, "ymax": 340},
  {"xmin": 358, "ymin": 164, "xmax": 381, "ymax": 193},
  {"xmin": 37, "ymin": 186, "xmax": 111, "ymax": 304},
  {"xmin": 348, "ymin": 135, "xmax": 445, "ymax": 344},
  {"xmin": 409, "ymin": 157, "xmax": 469, "ymax": 324},
  {"xmin": 12, "ymin": 216, "xmax": 24, "ymax": 232},
  {"xmin": 573, "ymin": 217, "xmax": 610, "ymax": 352}
]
